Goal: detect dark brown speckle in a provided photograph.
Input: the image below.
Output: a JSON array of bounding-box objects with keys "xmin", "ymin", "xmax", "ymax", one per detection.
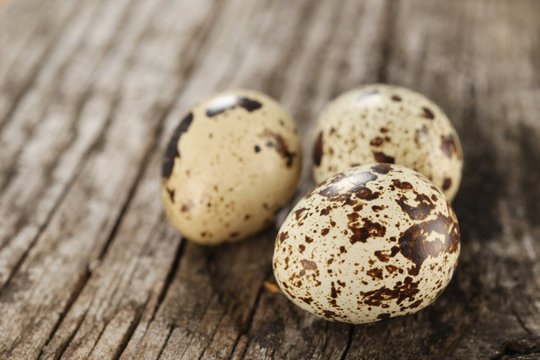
[
  {"xmin": 422, "ymin": 107, "xmax": 435, "ymax": 119},
  {"xmin": 162, "ymin": 112, "xmax": 193, "ymax": 178},
  {"xmin": 318, "ymin": 171, "xmax": 378, "ymax": 204},
  {"xmin": 408, "ymin": 299, "xmax": 423, "ymax": 309},
  {"xmin": 374, "ymin": 250, "xmax": 389, "ymax": 262},
  {"xmin": 373, "ymin": 151, "xmax": 395, "ymax": 163},
  {"xmin": 322, "ymin": 310, "xmax": 338, "ymax": 319},
  {"xmin": 181, "ymin": 203, "xmax": 192, "ymax": 212},
  {"xmin": 440, "ymin": 134, "xmax": 460, "ymax": 158},
  {"xmin": 372, "ymin": 164, "xmax": 392, "ymax": 174},
  {"xmin": 278, "ymin": 231, "xmax": 289, "ymax": 244},
  {"xmin": 396, "ymin": 193, "xmax": 436, "ymax": 221},
  {"xmin": 206, "ymin": 96, "xmax": 262, "ymax": 117},
  {"xmin": 314, "ymin": 131, "xmax": 323, "ymax": 166},
  {"xmin": 370, "ymin": 137, "xmax": 384, "ymax": 146},
  {"xmin": 263, "ymin": 129, "xmax": 296, "ymax": 167},
  {"xmin": 392, "ymin": 179, "xmax": 413, "ymax": 190},
  {"xmin": 362, "ymin": 277, "xmax": 420, "ymax": 307},
  {"xmin": 295, "ymin": 207, "xmax": 309, "ymax": 222},
  {"xmin": 166, "ymin": 188, "xmax": 175, "ymax": 202},
  {"xmin": 349, "ymin": 217, "xmax": 386, "ymax": 244},
  {"xmin": 443, "ymin": 177, "xmax": 452, "ymax": 190},
  {"xmin": 301, "ymin": 259, "xmax": 318, "ymax": 270},
  {"xmin": 320, "ymin": 206, "xmax": 331, "ymax": 216},
  {"xmin": 399, "ymin": 213, "xmax": 460, "ymax": 276},
  {"xmin": 367, "ymin": 268, "xmax": 384, "ymax": 280},
  {"xmin": 301, "ymin": 297, "xmax": 313, "ymax": 304}
]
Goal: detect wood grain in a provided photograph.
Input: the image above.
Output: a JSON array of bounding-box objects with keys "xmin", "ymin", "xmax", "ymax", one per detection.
[{"xmin": 0, "ymin": 0, "xmax": 539, "ymax": 359}]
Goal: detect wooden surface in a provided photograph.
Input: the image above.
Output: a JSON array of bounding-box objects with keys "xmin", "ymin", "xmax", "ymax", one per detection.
[{"xmin": 0, "ymin": 0, "xmax": 539, "ymax": 359}]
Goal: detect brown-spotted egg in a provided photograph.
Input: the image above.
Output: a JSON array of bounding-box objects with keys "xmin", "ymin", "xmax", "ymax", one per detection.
[
  {"xmin": 162, "ymin": 89, "xmax": 302, "ymax": 245},
  {"xmin": 273, "ymin": 164, "xmax": 460, "ymax": 324},
  {"xmin": 313, "ymin": 84, "xmax": 463, "ymax": 200}
]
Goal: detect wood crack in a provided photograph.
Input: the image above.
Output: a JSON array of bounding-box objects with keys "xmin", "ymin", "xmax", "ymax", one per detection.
[
  {"xmin": 46, "ymin": 0, "xmax": 230, "ymax": 353},
  {"xmin": 232, "ymin": 270, "xmax": 271, "ymax": 360},
  {"xmin": 0, "ymin": 171, "xmax": 82, "ymax": 294},
  {"xmin": 0, "ymin": 0, "xmax": 142, "ymax": 294},
  {"xmin": 156, "ymin": 326, "xmax": 175, "ymax": 360},
  {"xmin": 111, "ymin": 303, "xmax": 147, "ymax": 360},
  {"xmin": 513, "ymin": 309, "xmax": 532, "ymax": 335},
  {"xmin": 0, "ymin": 93, "xmax": 120, "ymax": 294},
  {"xmin": 96, "ymin": 120, "xmax": 162, "ymax": 262},
  {"xmin": 490, "ymin": 338, "xmax": 540, "ymax": 360},
  {"xmin": 316, "ymin": 322, "xmax": 330, "ymax": 358},
  {"xmin": 3, "ymin": 265, "xmax": 89, "ymax": 358},
  {"xmin": 151, "ymin": 238, "xmax": 186, "ymax": 324},
  {"xmin": 85, "ymin": 315, "xmax": 114, "ymax": 359},
  {"xmin": 339, "ymin": 326, "xmax": 354, "ymax": 360},
  {"xmin": 43, "ymin": 267, "xmax": 92, "ymax": 353},
  {"xmin": 53, "ymin": 308, "xmax": 90, "ymax": 360},
  {"xmin": 196, "ymin": 311, "xmax": 228, "ymax": 360},
  {"xmin": 0, "ymin": 0, "xmax": 140, "ymax": 196}
]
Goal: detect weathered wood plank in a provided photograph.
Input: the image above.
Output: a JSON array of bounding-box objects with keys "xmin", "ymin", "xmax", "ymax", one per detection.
[
  {"xmin": 0, "ymin": 0, "xmax": 538, "ymax": 359},
  {"xmin": 0, "ymin": 0, "xmax": 84, "ymax": 133},
  {"xmin": 124, "ymin": 0, "xmax": 354, "ymax": 358},
  {"xmin": 0, "ymin": 0, "xmax": 133, "ymax": 290},
  {"xmin": 344, "ymin": 0, "xmax": 540, "ymax": 359},
  {"xmin": 0, "ymin": 0, "xmax": 217, "ymax": 357},
  {"xmin": 240, "ymin": 0, "xmax": 392, "ymax": 358}
]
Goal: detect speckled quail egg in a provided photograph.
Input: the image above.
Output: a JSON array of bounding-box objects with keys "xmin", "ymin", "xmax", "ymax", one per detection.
[
  {"xmin": 273, "ymin": 164, "xmax": 460, "ymax": 324},
  {"xmin": 161, "ymin": 89, "xmax": 302, "ymax": 245},
  {"xmin": 312, "ymin": 84, "xmax": 463, "ymax": 201}
]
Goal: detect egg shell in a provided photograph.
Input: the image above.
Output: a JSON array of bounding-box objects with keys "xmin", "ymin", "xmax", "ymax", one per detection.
[
  {"xmin": 273, "ymin": 164, "xmax": 460, "ymax": 324},
  {"xmin": 161, "ymin": 89, "xmax": 302, "ymax": 245},
  {"xmin": 312, "ymin": 84, "xmax": 463, "ymax": 200}
]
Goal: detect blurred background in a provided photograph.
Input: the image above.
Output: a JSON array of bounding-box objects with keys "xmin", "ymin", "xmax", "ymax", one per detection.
[{"xmin": 0, "ymin": 0, "xmax": 539, "ymax": 359}]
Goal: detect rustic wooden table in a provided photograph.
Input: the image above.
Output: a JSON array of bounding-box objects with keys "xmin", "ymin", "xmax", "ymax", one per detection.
[{"xmin": 1, "ymin": 0, "xmax": 539, "ymax": 359}]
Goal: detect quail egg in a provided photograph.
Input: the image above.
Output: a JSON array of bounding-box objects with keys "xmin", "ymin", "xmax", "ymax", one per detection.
[
  {"xmin": 312, "ymin": 84, "xmax": 463, "ymax": 200},
  {"xmin": 162, "ymin": 89, "xmax": 302, "ymax": 245},
  {"xmin": 273, "ymin": 164, "xmax": 460, "ymax": 324}
]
